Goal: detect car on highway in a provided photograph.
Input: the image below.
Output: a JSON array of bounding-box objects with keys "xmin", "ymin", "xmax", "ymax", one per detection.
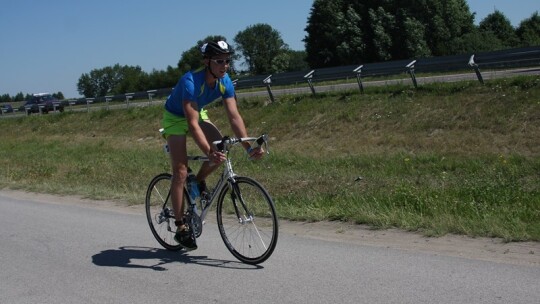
[
  {"xmin": 1, "ymin": 104, "xmax": 14, "ymax": 114},
  {"xmin": 18, "ymin": 93, "xmax": 64, "ymax": 115}
]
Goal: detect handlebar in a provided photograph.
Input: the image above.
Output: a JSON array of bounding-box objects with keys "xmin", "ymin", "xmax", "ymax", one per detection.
[
  {"xmin": 213, "ymin": 134, "xmax": 269, "ymax": 154},
  {"xmin": 159, "ymin": 128, "xmax": 269, "ymax": 158}
]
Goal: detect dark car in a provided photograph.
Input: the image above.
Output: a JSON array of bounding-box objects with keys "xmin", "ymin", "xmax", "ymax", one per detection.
[
  {"xmin": 19, "ymin": 93, "xmax": 65, "ymax": 115},
  {"xmin": 1, "ymin": 104, "xmax": 14, "ymax": 114}
]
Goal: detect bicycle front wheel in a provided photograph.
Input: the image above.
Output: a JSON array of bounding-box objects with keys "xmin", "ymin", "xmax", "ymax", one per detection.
[
  {"xmin": 216, "ymin": 176, "xmax": 278, "ymax": 264},
  {"xmin": 145, "ymin": 173, "xmax": 182, "ymax": 251}
]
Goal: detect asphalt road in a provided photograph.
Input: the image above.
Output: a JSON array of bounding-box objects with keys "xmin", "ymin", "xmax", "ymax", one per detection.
[{"xmin": 1, "ymin": 192, "xmax": 539, "ymax": 304}]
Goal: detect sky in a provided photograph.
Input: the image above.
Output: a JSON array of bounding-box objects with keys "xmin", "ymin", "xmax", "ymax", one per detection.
[{"xmin": 1, "ymin": 0, "xmax": 539, "ymax": 99}]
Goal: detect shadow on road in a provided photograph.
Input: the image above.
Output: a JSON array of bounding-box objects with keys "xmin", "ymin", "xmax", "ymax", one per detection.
[{"xmin": 91, "ymin": 246, "xmax": 263, "ymax": 271}]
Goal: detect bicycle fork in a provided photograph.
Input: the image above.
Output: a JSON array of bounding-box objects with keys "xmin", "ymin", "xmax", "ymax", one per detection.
[
  {"xmin": 229, "ymin": 181, "xmax": 269, "ymax": 251},
  {"xmin": 230, "ymin": 182, "xmax": 254, "ymax": 224}
]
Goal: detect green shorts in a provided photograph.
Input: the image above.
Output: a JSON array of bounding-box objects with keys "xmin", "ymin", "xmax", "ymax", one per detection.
[{"xmin": 161, "ymin": 109, "xmax": 209, "ymax": 138}]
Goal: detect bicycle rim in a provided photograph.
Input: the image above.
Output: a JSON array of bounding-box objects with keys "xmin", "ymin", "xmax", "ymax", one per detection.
[
  {"xmin": 145, "ymin": 173, "xmax": 182, "ymax": 251},
  {"xmin": 217, "ymin": 176, "xmax": 278, "ymax": 264}
]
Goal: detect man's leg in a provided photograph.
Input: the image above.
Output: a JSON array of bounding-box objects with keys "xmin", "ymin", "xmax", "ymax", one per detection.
[
  {"xmin": 167, "ymin": 134, "xmax": 189, "ymax": 222},
  {"xmin": 167, "ymin": 134, "xmax": 198, "ymax": 250}
]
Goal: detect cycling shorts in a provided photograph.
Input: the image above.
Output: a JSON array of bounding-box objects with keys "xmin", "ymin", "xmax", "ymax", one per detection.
[{"xmin": 161, "ymin": 108, "xmax": 209, "ymax": 138}]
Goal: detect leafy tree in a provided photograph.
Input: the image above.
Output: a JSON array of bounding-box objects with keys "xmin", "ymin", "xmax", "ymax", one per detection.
[
  {"xmin": 424, "ymin": 0, "xmax": 476, "ymax": 55},
  {"xmin": 234, "ymin": 23, "xmax": 288, "ymax": 74},
  {"xmin": 0, "ymin": 94, "xmax": 11, "ymax": 103},
  {"xmin": 177, "ymin": 47, "xmax": 202, "ymax": 74},
  {"xmin": 304, "ymin": 0, "xmax": 476, "ymax": 67},
  {"xmin": 516, "ymin": 12, "xmax": 540, "ymax": 46},
  {"xmin": 335, "ymin": 5, "xmax": 366, "ymax": 64},
  {"xmin": 77, "ymin": 64, "xmax": 148, "ymax": 98},
  {"xmin": 369, "ymin": 6, "xmax": 395, "ymax": 61},
  {"xmin": 400, "ymin": 17, "xmax": 431, "ymax": 58},
  {"xmin": 478, "ymin": 10, "xmax": 519, "ymax": 49},
  {"xmin": 451, "ymin": 29, "xmax": 504, "ymax": 53},
  {"xmin": 266, "ymin": 50, "xmax": 309, "ymax": 73},
  {"xmin": 284, "ymin": 50, "xmax": 309, "ymax": 72},
  {"xmin": 14, "ymin": 92, "xmax": 25, "ymax": 102},
  {"xmin": 77, "ymin": 73, "xmax": 95, "ymax": 97},
  {"xmin": 114, "ymin": 65, "xmax": 147, "ymax": 94},
  {"xmin": 147, "ymin": 66, "xmax": 181, "ymax": 89},
  {"xmin": 304, "ymin": 0, "xmax": 344, "ymax": 67},
  {"xmin": 269, "ymin": 52, "xmax": 290, "ymax": 73},
  {"xmin": 52, "ymin": 92, "xmax": 64, "ymax": 100}
]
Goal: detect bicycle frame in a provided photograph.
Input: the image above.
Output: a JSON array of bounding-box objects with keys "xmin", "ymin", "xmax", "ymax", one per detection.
[
  {"xmin": 185, "ymin": 134, "xmax": 269, "ymax": 226},
  {"xmin": 187, "ymin": 155, "xmax": 235, "ymax": 223}
]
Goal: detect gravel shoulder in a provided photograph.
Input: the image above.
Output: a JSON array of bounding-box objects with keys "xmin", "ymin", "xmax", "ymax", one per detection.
[{"xmin": 2, "ymin": 189, "xmax": 538, "ymax": 267}]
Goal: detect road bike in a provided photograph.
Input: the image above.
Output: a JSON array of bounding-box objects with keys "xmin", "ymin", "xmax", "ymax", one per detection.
[{"xmin": 145, "ymin": 134, "xmax": 278, "ymax": 265}]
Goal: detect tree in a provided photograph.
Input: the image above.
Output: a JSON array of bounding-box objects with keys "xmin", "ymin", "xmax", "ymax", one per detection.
[
  {"xmin": 114, "ymin": 65, "xmax": 148, "ymax": 94},
  {"xmin": 400, "ymin": 17, "xmax": 431, "ymax": 58},
  {"xmin": 451, "ymin": 29, "xmax": 504, "ymax": 54},
  {"xmin": 304, "ymin": 0, "xmax": 344, "ymax": 68},
  {"xmin": 0, "ymin": 94, "xmax": 11, "ymax": 103},
  {"xmin": 284, "ymin": 50, "xmax": 309, "ymax": 72},
  {"xmin": 177, "ymin": 47, "xmax": 202, "ymax": 74},
  {"xmin": 234, "ymin": 23, "xmax": 288, "ymax": 74},
  {"xmin": 478, "ymin": 10, "xmax": 519, "ymax": 49},
  {"xmin": 52, "ymin": 92, "xmax": 64, "ymax": 100},
  {"xmin": 147, "ymin": 66, "xmax": 181, "ymax": 90},
  {"xmin": 77, "ymin": 73, "xmax": 96, "ymax": 98},
  {"xmin": 14, "ymin": 92, "xmax": 25, "ymax": 102},
  {"xmin": 77, "ymin": 64, "xmax": 148, "ymax": 98},
  {"xmin": 369, "ymin": 6, "xmax": 395, "ymax": 61},
  {"xmin": 516, "ymin": 12, "xmax": 540, "ymax": 46},
  {"xmin": 303, "ymin": 0, "xmax": 476, "ymax": 67},
  {"xmin": 335, "ymin": 5, "xmax": 366, "ymax": 64}
]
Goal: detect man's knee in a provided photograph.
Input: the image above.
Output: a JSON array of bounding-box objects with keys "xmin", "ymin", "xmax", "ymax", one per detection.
[{"xmin": 171, "ymin": 166, "xmax": 188, "ymax": 184}]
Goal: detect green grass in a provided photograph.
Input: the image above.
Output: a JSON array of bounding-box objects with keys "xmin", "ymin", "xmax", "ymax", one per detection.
[{"xmin": 1, "ymin": 76, "xmax": 539, "ymax": 241}]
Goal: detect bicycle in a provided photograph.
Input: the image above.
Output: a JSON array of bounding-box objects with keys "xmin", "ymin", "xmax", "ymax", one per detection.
[{"xmin": 145, "ymin": 134, "xmax": 278, "ymax": 265}]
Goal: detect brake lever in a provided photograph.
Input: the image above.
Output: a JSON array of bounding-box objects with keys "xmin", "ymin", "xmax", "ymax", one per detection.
[
  {"xmin": 256, "ymin": 134, "xmax": 270, "ymax": 154},
  {"xmin": 215, "ymin": 136, "xmax": 230, "ymax": 153}
]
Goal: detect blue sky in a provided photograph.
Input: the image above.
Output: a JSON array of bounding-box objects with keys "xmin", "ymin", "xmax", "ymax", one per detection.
[{"xmin": 1, "ymin": 0, "xmax": 538, "ymax": 98}]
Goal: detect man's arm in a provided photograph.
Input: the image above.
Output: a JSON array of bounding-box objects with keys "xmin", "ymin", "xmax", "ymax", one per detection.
[
  {"xmin": 183, "ymin": 100, "xmax": 211, "ymax": 155},
  {"xmin": 223, "ymin": 97, "xmax": 250, "ymax": 151},
  {"xmin": 223, "ymin": 97, "xmax": 264, "ymax": 159}
]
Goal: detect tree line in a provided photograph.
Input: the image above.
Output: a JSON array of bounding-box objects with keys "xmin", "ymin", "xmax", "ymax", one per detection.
[
  {"xmin": 304, "ymin": 0, "xmax": 540, "ymax": 68},
  {"xmin": 2, "ymin": 0, "xmax": 539, "ymax": 101},
  {"xmin": 74, "ymin": 29, "xmax": 310, "ymax": 99}
]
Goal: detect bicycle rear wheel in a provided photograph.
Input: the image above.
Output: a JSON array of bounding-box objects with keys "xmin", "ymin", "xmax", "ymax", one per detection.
[
  {"xmin": 145, "ymin": 173, "xmax": 182, "ymax": 251},
  {"xmin": 216, "ymin": 176, "xmax": 278, "ymax": 264}
]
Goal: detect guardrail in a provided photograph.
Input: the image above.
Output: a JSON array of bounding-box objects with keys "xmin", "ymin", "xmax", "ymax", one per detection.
[
  {"xmin": 1, "ymin": 46, "xmax": 538, "ymax": 117},
  {"xmin": 236, "ymin": 46, "xmax": 539, "ymax": 89},
  {"xmin": 73, "ymin": 45, "xmax": 540, "ymax": 104}
]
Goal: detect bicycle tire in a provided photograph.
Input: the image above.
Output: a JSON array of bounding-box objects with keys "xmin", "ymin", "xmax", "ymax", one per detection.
[
  {"xmin": 145, "ymin": 173, "xmax": 182, "ymax": 251},
  {"xmin": 216, "ymin": 176, "xmax": 278, "ymax": 264}
]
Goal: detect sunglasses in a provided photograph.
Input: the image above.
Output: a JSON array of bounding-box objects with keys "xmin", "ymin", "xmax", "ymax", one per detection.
[{"xmin": 210, "ymin": 59, "xmax": 232, "ymax": 65}]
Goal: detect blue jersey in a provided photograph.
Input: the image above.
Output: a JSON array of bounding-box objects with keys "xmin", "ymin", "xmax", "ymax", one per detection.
[{"xmin": 164, "ymin": 68, "xmax": 235, "ymax": 117}]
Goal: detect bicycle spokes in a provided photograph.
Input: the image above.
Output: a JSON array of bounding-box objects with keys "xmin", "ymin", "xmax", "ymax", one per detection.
[
  {"xmin": 145, "ymin": 173, "xmax": 183, "ymax": 251},
  {"xmin": 217, "ymin": 177, "xmax": 278, "ymax": 264}
]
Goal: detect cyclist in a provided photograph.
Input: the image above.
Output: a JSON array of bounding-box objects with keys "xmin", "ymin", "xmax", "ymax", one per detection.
[{"xmin": 161, "ymin": 40, "xmax": 264, "ymax": 251}]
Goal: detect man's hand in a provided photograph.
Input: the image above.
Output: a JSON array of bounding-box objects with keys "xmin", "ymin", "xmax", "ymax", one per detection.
[
  {"xmin": 248, "ymin": 146, "xmax": 265, "ymax": 160},
  {"xmin": 208, "ymin": 150, "xmax": 226, "ymax": 164}
]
